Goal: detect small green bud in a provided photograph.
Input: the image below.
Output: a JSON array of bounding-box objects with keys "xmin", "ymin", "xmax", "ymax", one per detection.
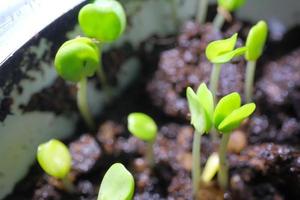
[
  {"xmin": 245, "ymin": 20, "xmax": 268, "ymax": 61},
  {"xmin": 127, "ymin": 113, "xmax": 157, "ymax": 142},
  {"xmin": 98, "ymin": 163, "xmax": 134, "ymax": 200},
  {"xmin": 79, "ymin": 0, "xmax": 126, "ymax": 42},
  {"xmin": 205, "ymin": 33, "xmax": 246, "ymax": 64},
  {"xmin": 37, "ymin": 139, "xmax": 72, "ymax": 179},
  {"xmin": 54, "ymin": 37, "xmax": 99, "ymax": 82},
  {"xmin": 218, "ymin": 0, "xmax": 246, "ymax": 12}
]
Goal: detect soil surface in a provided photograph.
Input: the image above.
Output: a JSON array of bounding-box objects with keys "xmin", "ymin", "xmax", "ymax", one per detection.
[{"xmin": 5, "ymin": 18, "xmax": 300, "ymax": 200}]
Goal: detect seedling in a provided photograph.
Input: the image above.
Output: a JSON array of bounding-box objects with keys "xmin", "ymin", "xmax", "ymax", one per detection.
[
  {"xmin": 54, "ymin": 37, "xmax": 98, "ymax": 129},
  {"xmin": 201, "ymin": 152, "xmax": 219, "ymax": 183},
  {"xmin": 213, "ymin": 92, "xmax": 256, "ymax": 189},
  {"xmin": 98, "ymin": 163, "xmax": 134, "ymax": 200},
  {"xmin": 205, "ymin": 33, "xmax": 247, "ymax": 102},
  {"xmin": 244, "ymin": 20, "xmax": 268, "ymax": 102},
  {"xmin": 78, "ymin": 0, "xmax": 126, "ymax": 91},
  {"xmin": 186, "ymin": 83, "xmax": 213, "ymax": 198},
  {"xmin": 213, "ymin": 0, "xmax": 246, "ymax": 30},
  {"xmin": 127, "ymin": 112, "xmax": 158, "ymax": 167},
  {"xmin": 37, "ymin": 139, "xmax": 74, "ymax": 192},
  {"xmin": 196, "ymin": 0, "xmax": 209, "ymax": 25}
]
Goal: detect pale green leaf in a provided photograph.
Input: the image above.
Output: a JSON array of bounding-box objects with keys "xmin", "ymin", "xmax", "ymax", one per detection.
[
  {"xmin": 218, "ymin": 103, "xmax": 256, "ymax": 133},
  {"xmin": 213, "ymin": 92, "xmax": 241, "ymax": 128},
  {"xmin": 98, "ymin": 163, "xmax": 134, "ymax": 200}
]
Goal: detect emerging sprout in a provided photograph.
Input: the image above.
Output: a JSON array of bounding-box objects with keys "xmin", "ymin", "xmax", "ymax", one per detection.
[
  {"xmin": 98, "ymin": 163, "xmax": 134, "ymax": 200},
  {"xmin": 37, "ymin": 139, "xmax": 74, "ymax": 192},
  {"xmin": 54, "ymin": 37, "xmax": 98, "ymax": 129},
  {"xmin": 201, "ymin": 152, "xmax": 219, "ymax": 183},
  {"xmin": 244, "ymin": 20, "xmax": 268, "ymax": 102},
  {"xmin": 197, "ymin": 0, "xmax": 209, "ymax": 25},
  {"xmin": 205, "ymin": 33, "xmax": 246, "ymax": 102},
  {"xmin": 213, "ymin": 92, "xmax": 256, "ymax": 189},
  {"xmin": 127, "ymin": 112, "xmax": 158, "ymax": 167},
  {"xmin": 213, "ymin": 0, "xmax": 246, "ymax": 30},
  {"xmin": 78, "ymin": 0, "xmax": 127, "ymax": 94},
  {"xmin": 186, "ymin": 83, "xmax": 213, "ymax": 198}
]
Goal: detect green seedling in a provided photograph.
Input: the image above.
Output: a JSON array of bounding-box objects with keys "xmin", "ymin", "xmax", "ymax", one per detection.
[
  {"xmin": 213, "ymin": 0, "xmax": 246, "ymax": 31},
  {"xmin": 79, "ymin": 0, "xmax": 126, "ymax": 91},
  {"xmin": 98, "ymin": 163, "xmax": 134, "ymax": 200},
  {"xmin": 213, "ymin": 92, "xmax": 256, "ymax": 189},
  {"xmin": 186, "ymin": 83, "xmax": 213, "ymax": 198},
  {"xmin": 202, "ymin": 152, "xmax": 219, "ymax": 183},
  {"xmin": 55, "ymin": 37, "xmax": 98, "ymax": 129},
  {"xmin": 244, "ymin": 20, "xmax": 268, "ymax": 102},
  {"xmin": 205, "ymin": 33, "xmax": 247, "ymax": 102},
  {"xmin": 37, "ymin": 139, "xmax": 74, "ymax": 192},
  {"xmin": 196, "ymin": 0, "xmax": 209, "ymax": 25},
  {"xmin": 127, "ymin": 112, "xmax": 158, "ymax": 167}
]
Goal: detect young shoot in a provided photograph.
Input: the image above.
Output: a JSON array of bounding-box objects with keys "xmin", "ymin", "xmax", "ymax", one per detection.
[
  {"xmin": 196, "ymin": 0, "xmax": 209, "ymax": 25},
  {"xmin": 37, "ymin": 139, "xmax": 74, "ymax": 192},
  {"xmin": 98, "ymin": 163, "xmax": 134, "ymax": 200},
  {"xmin": 213, "ymin": 92, "xmax": 256, "ymax": 189},
  {"xmin": 213, "ymin": 0, "xmax": 246, "ymax": 31},
  {"xmin": 244, "ymin": 20, "xmax": 268, "ymax": 102},
  {"xmin": 186, "ymin": 83, "xmax": 213, "ymax": 198},
  {"xmin": 201, "ymin": 152, "xmax": 219, "ymax": 183},
  {"xmin": 79, "ymin": 0, "xmax": 126, "ymax": 91},
  {"xmin": 127, "ymin": 112, "xmax": 158, "ymax": 167},
  {"xmin": 205, "ymin": 33, "xmax": 247, "ymax": 102},
  {"xmin": 55, "ymin": 37, "xmax": 99, "ymax": 129}
]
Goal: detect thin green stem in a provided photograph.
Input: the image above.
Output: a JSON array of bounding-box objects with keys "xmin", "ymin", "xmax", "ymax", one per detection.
[
  {"xmin": 209, "ymin": 63, "xmax": 222, "ymax": 104},
  {"xmin": 170, "ymin": 0, "xmax": 179, "ymax": 28},
  {"xmin": 245, "ymin": 60, "xmax": 257, "ymax": 103},
  {"xmin": 146, "ymin": 140, "xmax": 155, "ymax": 168},
  {"xmin": 196, "ymin": 0, "xmax": 208, "ymax": 25},
  {"xmin": 62, "ymin": 176, "xmax": 76, "ymax": 193},
  {"xmin": 77, "ymin": 78, "xmax": 95, "ymax": 129},
  {"xmin": 212, "ymin": 12, "xmax": 225, "ymax": 31},
  {"xmin": 218, "ymin": 133, "xmax": 230, "ymax": 189},
  {"xmin": 192, "ymin": 131, "xmax": 202, "ymax": 198}
]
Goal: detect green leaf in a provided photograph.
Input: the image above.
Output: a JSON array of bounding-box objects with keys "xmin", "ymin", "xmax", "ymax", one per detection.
[
  {"xmin": 245, "ymin": 20, "xmax": 268, "ymax": 61},
  {"xmin": 196, "ymin": 83, "xmax": 214, "ymax": 132},
  {"xmin": 54, "ymin": 37, "xmax": 99, "ymax": 82},
  {"xmin": 127, "ymin": 113, "xmax": 157, "ymax": 141},
  {"xmin": 37, "ymin": 139, "xmax": 72, "ymax": 179},
  {"xmin": 218, "ymin": 103, "xmax": 256, "ymax": 133},
  {"xmin": 98, "ymin": 163, "xmax": 134, "ymax": 200},
  {"xmin": 79, "ymin": 0, "xmax": 126, "ymax": 42},
  {"xmin": 210, "ymin": 46, "xmax": 247, "ymax": 64},
  {"xmin": 186, "ymin": 87, "xmax": 206, "ymax": 133},
  {"xmin": 218, "ymin": 0, "xmax": 246, "ymax": 11},
  {"xmin": 205, "ymin": 33, "xmax": 239, "ymax": 64},
  {"xmin": 213, "ymin": 92, "xmax": 241, "ymax": 128}
]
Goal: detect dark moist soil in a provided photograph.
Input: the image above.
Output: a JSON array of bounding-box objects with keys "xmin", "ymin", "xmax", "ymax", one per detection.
[{"xmin": 5, "ymin": 18, "xmax": 300, "ymax": 200}]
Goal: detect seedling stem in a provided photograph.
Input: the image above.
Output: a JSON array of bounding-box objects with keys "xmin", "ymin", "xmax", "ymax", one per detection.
[
  {"xmin": 218, "ymin": 133, "xmax": 230, "ymax": 189},
  {"xmin": 62, "ymin": 177, "xmax": 76, "ymax": 193},
  {"xmin": 212, "ymin": 12, "xmax": 225, "ymax": 31},
  {"xmin": 197, "ymin": 0, "xmax": 208, "ymax": 25},
  {"xmin": 77, "ymin": 78, "xmax": 95, "ymax": 129},
  {"xmin": 245, "ymin": 60, "xmax": 256, "ymax": 103},
  {"xmin": 209, "ymin": 63, "xmax": 222, "ymax": 103},
  {"xmin": 171, "ymin": 0, "xmax": 179, "ymax": 28},
  {"xmin": 192, "ymin": 131, "xmax": 202, "ymax": 197},
  {"xmin": 146, "ymin": 140, "xmax": 155, "ymax": 167}
]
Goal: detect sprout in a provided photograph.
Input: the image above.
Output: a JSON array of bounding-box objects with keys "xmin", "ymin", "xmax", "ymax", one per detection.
[
  {"xmin": 186, "ymin": 83, "xmax": 213, "ymax": 198},
  {"xmin": 213, "ymin": 0, "xmax": 246, "ymax": 30},
  {"xmin": 213, "ymin": 92, "xmax": 256, "ymax": 189},
  {"xmin": 205, "ymin": 33, "xmax": 247, "ymax": 102},
  {"xmin": 127, "ymin": 112, "xmax": 158, "ymax": 167},
  {"xmin": 201, "ymin": 152, "xmax": 219, "ymax": 183},
  {"xmin": 54, "ymin": 37, "xmax": 98, "ymax": 129},
  {"xmin": 196, "ymin": 0, "xmax": 209, "ymax": 25},
  {"xmin": 244, "ymin": 20, "xmax": 268, "ymax": 102},
  {"xmin": 98, "ymin": 163, "xmax": 134, "ymax": 200},
  {"xmin": 37, "ymin": 139, "xmax": 74, "ymax": 192}
]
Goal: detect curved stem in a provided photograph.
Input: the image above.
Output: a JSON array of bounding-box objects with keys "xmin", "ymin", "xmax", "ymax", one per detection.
[
  {"xmin": 218, "ymin": 133, "xmax": 230, "ymax": 190},
  {"xmin": 212, "ymin": 12, "xmax": 225, "ymax": 31},
  {"xmin": 77, "ymin": 78, "xmax": 95, "ymax": 129},
  {"xmin": 245, "ymin": 60, "xmax": 257, "ymax": 103},
  {"xmin": 192, "ymin": 131, "xmax": 202, "ymax": 199},
  {"xmin": 146, "ymin": 140, "xmax": 155, "ymax": 168},
  {"xmin": 209, "ymin": 63, "xmax": 222, "ymax": 104},
  {"xmin": 196, "ymin": 0, "xmax": 208, "ymax": 25}
]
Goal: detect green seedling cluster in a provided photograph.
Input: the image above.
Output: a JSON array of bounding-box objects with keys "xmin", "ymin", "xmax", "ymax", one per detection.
[
  {"xmin": 54, "ymin": 0, "xmax": 126, "ymax": 129},
  {"xmin": 127, "ymin": 112, "xmax": 158, "ymax": 167},
  {"xmin": 244, "ymin": 21, "xmax": 268, "ymax": 102}
]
